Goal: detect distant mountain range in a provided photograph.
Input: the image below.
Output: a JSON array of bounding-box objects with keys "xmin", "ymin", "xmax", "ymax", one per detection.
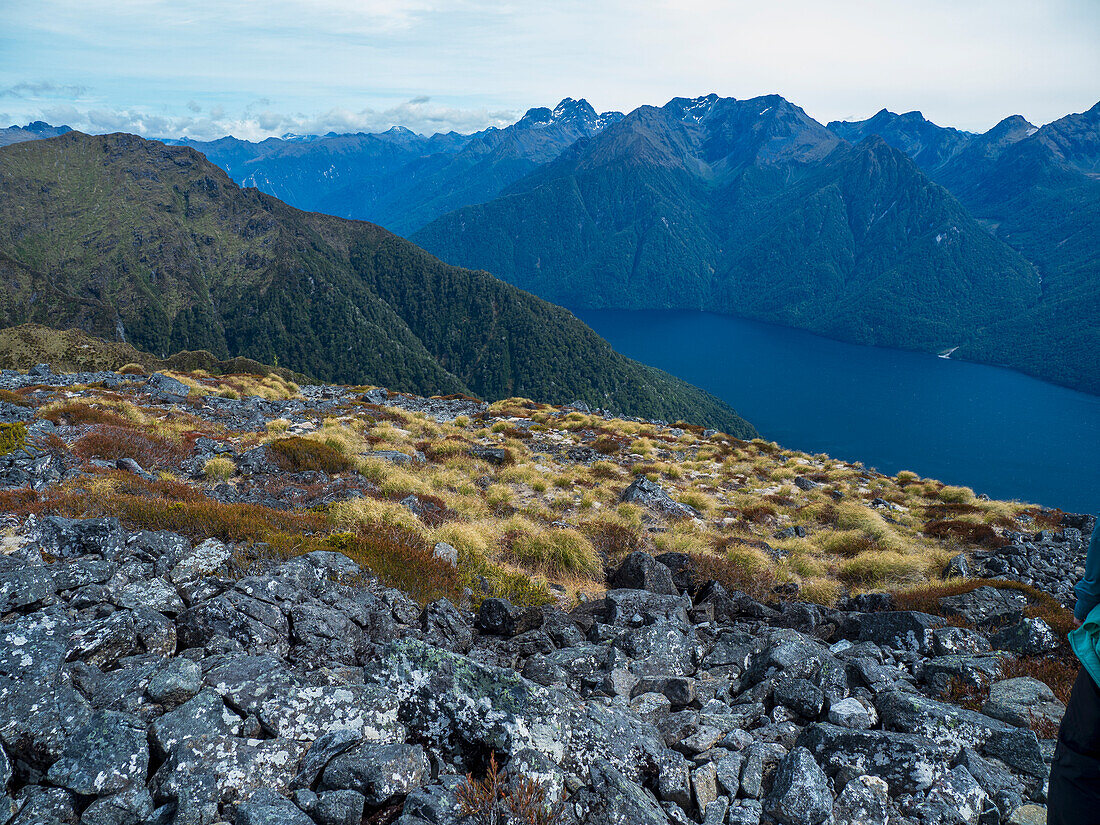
[
  {"xmin": 0, "ymin": 131, "xmax": 754, "ymax": 435},
  {"xmin": 0, "ymin": 121, "xmax": 72, "ymax": 147},
  {"xmin": 8, "ymin": 94, "xmax": 1099, "ymax": 395},
  {"xmin": 171, "ymin": 98, "xmax": 624, "ymax": 236}
]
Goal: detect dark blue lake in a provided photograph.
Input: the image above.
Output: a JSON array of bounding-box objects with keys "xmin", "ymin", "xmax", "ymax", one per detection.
[{"xmin": 576, "ymin": 310, "xmax": 1100, "ymax": 513}]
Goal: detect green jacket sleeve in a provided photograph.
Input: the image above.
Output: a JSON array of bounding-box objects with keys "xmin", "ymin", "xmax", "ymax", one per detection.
[{"xmin": 1075, "ymin": 519, "xmax": 1100, "ymax": 623}]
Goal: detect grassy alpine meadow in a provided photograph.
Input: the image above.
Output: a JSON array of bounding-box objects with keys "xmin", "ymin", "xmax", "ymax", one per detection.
[{"xmin": 0, "ymin": 366, "xmax": 1059, "ymax": 610}]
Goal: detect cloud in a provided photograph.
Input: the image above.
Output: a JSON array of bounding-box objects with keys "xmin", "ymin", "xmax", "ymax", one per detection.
[
  {"xmin": 32, "ymin": 97, "xmax": 520, "ymax": 141},
  {"xmin": 0, "ymin": 80, "xmax": 90, "ymax": 99}
]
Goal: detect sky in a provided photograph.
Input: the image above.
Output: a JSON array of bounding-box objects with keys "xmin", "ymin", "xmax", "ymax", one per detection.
[{"xmin": 1, "ymin": 0, "xmax": 1098, "ymax": 141}]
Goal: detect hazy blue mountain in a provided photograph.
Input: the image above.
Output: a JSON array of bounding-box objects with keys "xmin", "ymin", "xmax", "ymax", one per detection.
[
  {"xmin": 0, "ymin": 121, "xmax": 72, "ymax": 147},
  {"xmin": 414, "ymin": 94, "xmax": 1042, "ymax": 367}
]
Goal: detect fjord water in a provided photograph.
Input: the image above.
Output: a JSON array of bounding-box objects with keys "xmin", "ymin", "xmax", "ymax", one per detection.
[{"xmin": 577, "ymin": 310, "xmax": 1100, "ymax": 513}]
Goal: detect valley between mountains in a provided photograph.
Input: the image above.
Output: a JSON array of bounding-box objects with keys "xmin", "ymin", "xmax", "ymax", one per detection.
[{"xmin": 0, "ymin": 91, "xmax": 1096, "ymax": 825}]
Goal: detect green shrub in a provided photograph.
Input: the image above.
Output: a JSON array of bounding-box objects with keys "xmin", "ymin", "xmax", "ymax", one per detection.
[{"xmin": 0, "ymin": 422, "xmax": 27, "ymax": 455}]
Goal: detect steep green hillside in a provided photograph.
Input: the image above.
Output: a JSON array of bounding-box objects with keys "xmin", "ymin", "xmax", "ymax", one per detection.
[
  {"xmin": 0, "ymin": 132, "xmax": 755, "ymax": 436},
  {"xmin": 415, "ymin": 96, "xmax": 1041, "ymax": 357},
  {"xmin": 828, "ymin": 102, "xmax": 1100, "ymax": 392}
]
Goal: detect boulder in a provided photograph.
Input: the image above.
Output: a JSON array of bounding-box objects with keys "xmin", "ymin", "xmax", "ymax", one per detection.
[
  {"xmin": 832, "ymin": 775, "xmax": 889, "ymax": 825},
  {"xmin": 609, "ymin": 552, "xmax": 677, "ymax": 595},
  {"xmin": 763, "ymin": 746, "xmax": 832, "ymax": 825},
  {"xmin": 257, "ymin": 684, "xmax": 403, "ymax": 744},
  {"xmin": 990, "ymin": 617, "xmax": 1060, "ymax": 655},
  {"xmin": 576, "ymin": 759, "xmax": 669, "ymax": 825},
  {"xmin": 877, "ymin": 686, "xmax": 1015, "ymax": 750},
  {"xmin": 620, "ymin": 477, "xmax": 700, "ymax": 520},
  {"xmin": 154, "ymin": 733, "xmax": 307, "ymax": 803},
  {"xmin": 797, "ymin": 723, "xmax": 953, "ymax": 794},
  {"xmin": 939, "ymin": 587, "xmax": 1028, "ymax": 628},
  {"xmin": 983, "ymin": 677, "xmax": 1065, "ymax": 730},
  {"xmin": 46, "ymin": 711, "xmax": 149, "ymax": 795},
  {"xmin": 319, "ymin": 742, "xmax": 429, "ymax": 805}
]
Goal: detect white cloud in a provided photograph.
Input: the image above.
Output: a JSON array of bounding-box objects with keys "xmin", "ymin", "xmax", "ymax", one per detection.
[
  {"xmin": 0, "ymin": 80, "xmax": 90, "ymax": 99},
  {"xmin": 35, "ymin": 97, "xmax": 520, "ymax": 140}
]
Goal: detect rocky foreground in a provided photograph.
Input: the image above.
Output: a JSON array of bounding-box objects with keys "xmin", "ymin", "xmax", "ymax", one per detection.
[{"xmin": 0, "ymin": 365, "xmax": 1094, "ymax": 825}]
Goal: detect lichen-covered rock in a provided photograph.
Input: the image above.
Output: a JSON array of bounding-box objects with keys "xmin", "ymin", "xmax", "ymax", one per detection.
[
  {"xmin": 990, "ymin": 617, "xmax": 1060, "ymax": 655},
  {"xmin": 319, "ymin": 742, "xmax": 428, "ymax": 805},
  {"xmin": 609, "ymin": 552, "xmax": 678, "ymax": 595},
  {"xmin": 365, "ymin": 638, "xmax": 688, "ymax": 797},
  {"xmin": 833, "ymin": 775, "xmax": 890, "ymax": 825},
  {"xmin": 46, "ymin": 710, "xmax": 149, "ymax": 795},
  {"xmin": 877, "ymin": 686, "xmax": 1014, "ymax": 750},
  {"xmin": 154, "ymin": 733, "xmax": 307, "ymax": 803},
  {"xmin": 983, "ymin": 677, "xmax": 1066, "ymax": 730},
  {"xmin": 797, "ymin": 723, "xmax": 954, "ymax": 795},
  {"xmin": 257, "ymin": 683, "xmax": 403, "ymax": 744},
  {"xmin": 149, "ymin": 689, "xmax": 243, "ymax": 757},
  {"xmin": 169, "ymin": 538, "xmax": 231, "ymax": 585},
  {"xmin": 763, "ymin": 746, "xmax": 832, "ymax": 825}
]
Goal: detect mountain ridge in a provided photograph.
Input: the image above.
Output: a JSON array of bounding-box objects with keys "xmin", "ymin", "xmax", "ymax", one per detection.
[{"xmin": 0, "ymin": 130, "xmax": 755, "ymax": 436}]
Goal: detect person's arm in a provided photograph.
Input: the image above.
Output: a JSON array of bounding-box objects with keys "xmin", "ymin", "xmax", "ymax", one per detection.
[{"xmin": 1075, "ymin": 518, "xmax": 1100, "ymax": 624}]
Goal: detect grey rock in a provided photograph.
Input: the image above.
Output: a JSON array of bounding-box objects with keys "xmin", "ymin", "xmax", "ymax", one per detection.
[
  {"xmin": 630, "ymin": 692, "xmax": 673, "ymax": 725},
  {"xmin": 620, "ymin": 476, "xmax": 700, "ymax": 520},
  {"xmin": 939, "ymin": 587, "xmax": 1028, "ymax": 628},
  {"xmin": 170, "ymin": 538, "xmax": 231, "ymax": 584},
  {"xmin": 693, "ymin": 760, "xmax": 719, "ymax": 811},
  {"xmin": 827, "ymin": 696, "xmax": 877, "ymax": 729},
  {"xmin": 46, "ymin": 711, "xmax": 149, "ymax": 795},
  {"xmin": 774, "ymin": 677, "xmax": 825, "ymax": 719},
  {"xmin": 432, "ymin": 541, "xmax": 458, "ymax": 567},
  {"xmin": 477, "ymin": 597, "xmax": 521, "ymax": 635},
  {"xmin": 236, "ymin": 792, "xmax": 314, "ymax": 825},
  {"xmin": 79, "ymin": 786, "xmax": 155, "ymax": 825},
  {"xmin": 578, "ymin": 759, "xmax": 669, "ymax": 825},
  {"xmin": 924, "ymin": 764, "xmax": 991, "ymax": 825},
  {"xmin": 877, "ymin": 686, "xmax": 1015, "ymax": 750},
  {"xmin": 608, "ymin": 551, "xmax": 677, "ymax": 595},
  {"xmin": 944, "ymin": 554, "xmax": 971, "ymax": 579},
  {"xmin": 797, "ymin": 723, "xmax": 953, "ymax": 794},
  {"xmin": 982, "ymin": 727, "xmax": 1047, "ymax": 778},
  {"xmin": 320, "ymin": 742, "xmax": 428, "ymax": 805},
  {"xmin": 315, "ymin": 789, "xmax": 366, "ymax": 825},
  {"xmin": 420, "ymin": 599, "xmax": 473, "ymax": 653},
  {"xmin": 143, "ymin": 372, "xmax": 191, "ymax": 402},
  {"xmin": 833, "ymin": 775, "xmax": 889, "ymax": 825},
  {"xmin": 155, "ymin": 734, "xmax": 307, "ymax": 803},
  {"xmin": 117, "ymin": 578, "xmax": 185, "ymax": 615},
  {"xmin": 177, "ymin": 590, "xmax": 289, "ymax": 656},
  {"xmin": 257, "ymin": 683, "xmax": 403, "ymax": 743},
  {"xmin": 739, "ymin": 742, "xmax": 787, "ymax": 799},
  {"xmin": 846, "ymin": 610, "xmax": 945, "ymax": 654},
  {"xmin": 983, "ymin": 677, "xmax": 1065, "ymax": 730},
  {"xmin": 990, "ymin": 618, "xmax": 1060, "ymax": 655},
  {"xmin": 932, "ymin": 626, "xmax": 993, "ymax": 657},
  {"xmin": 149, "ymin": 689, "xmax": 242, "ymax": 757},
  {"xmin": 10, "ymin": 786, "xmax": 78, "ymax": 825},
  {"xmin": 147, "ymin": 658, "xmax": 203, "ymax": 705},
  {"xmin": 763, "ymin": 746, "xmax": 832, "ymax": 825}
]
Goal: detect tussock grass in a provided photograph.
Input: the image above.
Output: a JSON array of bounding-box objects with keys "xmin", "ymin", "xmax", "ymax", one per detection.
[{"xmin": 202, "ymin": 456, "xmax": 236, "ymax": 482}]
